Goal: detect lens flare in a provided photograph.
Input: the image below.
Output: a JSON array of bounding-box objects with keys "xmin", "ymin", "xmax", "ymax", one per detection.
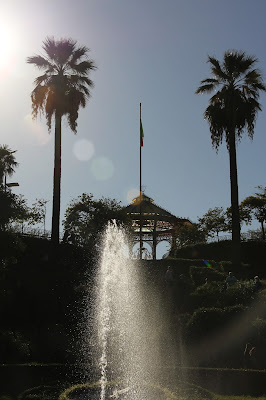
[
  {"xmin": 73, "ymin": 139, "xmax": 95, "ymax": 161},
  {"xmin": 203, "ymin": 259, "xmax": 212, "ymax": 268},
  {"xmin": 91, "ymin": 156, "xmax": 114, "ymax": 180}
]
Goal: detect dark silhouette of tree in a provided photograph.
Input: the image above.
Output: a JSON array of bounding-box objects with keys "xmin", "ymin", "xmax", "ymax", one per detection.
[
  {"xmin": 27, "ymin": 37, "xmax": 96, "ymax": 244},
  {"xmin": 241, "ymin": 186, "xmax": 266, "ymax": 240},
  {"xmin": 0, "ymin": 188, "xmax": 28, "ymax": 232},
  {"xmin": 175, "ymin": 223, "xmax": 206, "ymax": 248},
  {"xmin": 196, "ymin": 50, "xmax": 266, "ymax": 266},
  {"xmin": 0, "ymin": 145, "xmax": 18, "ymax": 185},
  {"xmin": 225, "ymin": 204, "xmax": 252, "ymax": 233},
  {"xmin": 63, "ymin": 193, "xmax": 128, "ymax": 248},
  {"xmin": 29, "ymin": 198, "xmax": 49, "ymax": 235},
  {"xmin": 198, "ymin": 207, "xmax": 227, "ymax": 241}
]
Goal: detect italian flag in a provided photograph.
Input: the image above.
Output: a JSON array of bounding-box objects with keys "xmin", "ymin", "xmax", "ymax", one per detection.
[{"xmin": 140, "ymin": 119, "xmax": 144, "ymax": 147}]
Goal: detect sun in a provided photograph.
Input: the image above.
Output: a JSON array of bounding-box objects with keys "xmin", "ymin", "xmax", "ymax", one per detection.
[{"xmin": 0, "ymin": 22, "xmax": 18, "ymax": 78}]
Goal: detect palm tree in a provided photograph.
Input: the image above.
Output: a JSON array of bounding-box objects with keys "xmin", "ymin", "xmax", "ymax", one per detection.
[
  {"xmin": 0, "ymin": 144, "xmax": 18, "ymax": 185},
  {"xmin": 196, "ymin": 50, "xmax": 266, "ymax": 266},
  {"xmin": 27, "ymin": 37, "xmax": 96, "ymax": 244}
]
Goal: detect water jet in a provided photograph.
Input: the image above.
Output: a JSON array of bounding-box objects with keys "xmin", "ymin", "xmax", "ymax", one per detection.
[{"xmin": 77, "ymin": 222, "xmax": 185, "ymax": 399}]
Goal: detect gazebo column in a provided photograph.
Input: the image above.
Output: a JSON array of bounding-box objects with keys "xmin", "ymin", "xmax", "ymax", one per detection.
[{"xmin": 152, "ymin": 219, "xmax": 157, "ymax": 260}]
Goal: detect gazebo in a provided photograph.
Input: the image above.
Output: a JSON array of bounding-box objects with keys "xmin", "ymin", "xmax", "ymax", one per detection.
[{"xmin": 124, "ymin": 193, "xmax": 191, "ymax": 259}]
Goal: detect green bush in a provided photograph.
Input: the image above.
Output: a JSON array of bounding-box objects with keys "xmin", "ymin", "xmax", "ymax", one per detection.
[
  {"xmin": 173, "ymin": 241, "xmax": 266, "ymax": 276},
  {"xmin": 186, "ymin": 305, "xmax": 246, "ymax": 341},
  {"xmin": 190, "ymin": 280, "xmax": 255, "ymax": 311},
  {"xmin": 224, "ymin": 280, "xmax": 255, "ymax": 306},
  {"xmin": 190, "ymin": 282, "xmax": 225, "ymax": 310},
  {"xmin": 189, "ymin": 265, "xmax": 226, "ymax": 287},
  {"xmin": 173, "ymin": 240, "xmax": 232, "ymax": 261},
  {"xmin": 251, "ymin": 318, "xmax": 266, "ymax": 342}
]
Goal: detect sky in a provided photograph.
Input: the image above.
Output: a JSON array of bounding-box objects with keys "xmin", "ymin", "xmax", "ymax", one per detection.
[{"xmin": 1, "ymin": 0, "xmax": 266, "ymax": 257}]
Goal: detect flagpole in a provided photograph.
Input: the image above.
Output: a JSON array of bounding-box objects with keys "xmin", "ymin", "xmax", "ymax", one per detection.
[{"xmin": 139, "ymin": 102, "xmax": 143, "ymax": 260}]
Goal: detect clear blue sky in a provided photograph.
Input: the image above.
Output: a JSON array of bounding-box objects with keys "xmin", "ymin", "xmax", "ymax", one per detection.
[{"xmin": 1, "ymin": 0, "xmax": 266, "ymax": 256}]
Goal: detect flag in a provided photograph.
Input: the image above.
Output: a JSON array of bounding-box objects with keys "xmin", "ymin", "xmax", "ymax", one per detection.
[{"xmin": 140, "ymin": 119, "xmax": 144, "ymax": 147}]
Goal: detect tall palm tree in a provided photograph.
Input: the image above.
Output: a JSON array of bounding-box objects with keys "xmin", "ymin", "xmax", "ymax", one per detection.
[
  {"xmin": 27, "ymin": 37, "xmax": 96, "ymax": 244},
  {"xmin": 196, "ymin": 50, "xmax": 266, "ymax": 266},
  {"xmin": 0, "ymin": 144, "xmax": 18, "ymax": 185}
]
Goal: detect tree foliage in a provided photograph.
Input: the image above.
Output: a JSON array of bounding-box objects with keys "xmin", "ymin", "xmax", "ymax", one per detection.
[
  {"xmin": 0, "ymin": 189, "xmax": 28, "ymax": 231},
  {"xmin": 0, "ymin": 145, "xmax": 18, "ymax": 184},
  {"xmin": 196, "ymin": 51, "xmax": 266, "ymax": 151},
  {"xmin": 241, "ymin": 186, "xmax": 266, "ymax": 240},
  {"xmin": 225, "ymin": 204, "xmax": 252, "ymax": 231},
  {"xmin": 198, "ymin": 207, "xmax": 227, "ymax": 241},
  {"xmin": 175, "ymin": 223, "xmax": 206, "ymax": 248},
  {"xmin": 63, "ymin": 193, "xmax": 129, "ymax": 247},
  {"xmin": 27, "ymin": 37, "xmax": 96, "ymax": 132},
  {"xmin": 28, "ymin": 198, "xmax": 49, "ymax": 234}
]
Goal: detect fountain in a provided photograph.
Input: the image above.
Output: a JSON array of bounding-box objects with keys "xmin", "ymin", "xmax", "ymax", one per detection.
[
  {"xmin": 61, "ymin": 222, "xmax": 186, "ymax": 399},
  {"xmin": 95, "ymin": 222, "xmax": 165, "ymax": 399}
]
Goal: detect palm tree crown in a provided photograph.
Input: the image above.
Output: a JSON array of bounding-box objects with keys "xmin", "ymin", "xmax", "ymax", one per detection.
[
  {"xmin": 0, "ymin": 145, "xmax": 18, "ymax": 184},
  {"xmin": 196, "ymin": 50, "xmax": 266, "ymax": 151},
  {"xmin": 27, "ymin": 37, "xmax": 96, "ymax": 132}
]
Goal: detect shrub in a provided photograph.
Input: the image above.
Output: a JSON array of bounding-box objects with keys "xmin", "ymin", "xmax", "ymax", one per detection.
[
  {"xmin": 190, "ymin": 280, "xmax": 255, "ymax": 311},
  {"xmin": 174, "ymin": 240, "xmax": 232, "ymax": 261},
  {"xmin": 189, "ymin": 282, "xmax": 225, "ymax": 310},
  {"xmin": 251, "ymin": 318, "xmax": 266, "ymax": 342},
  {"xmin": 225, "ymin": 280, "xmax": 255, "ymax": 305},
  {"xmin": 186, "ymin": 305, "xmax": 246, "ymax": 341},
  {"xmin": 189, "ymin": 265, "xmax": 225, "ymax": 287}
]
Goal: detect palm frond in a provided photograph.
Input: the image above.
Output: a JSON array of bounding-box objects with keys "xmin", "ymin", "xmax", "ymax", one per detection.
[
  {"xmin": 224, "ymin": 50, "xmax": 257, "ymax": 78},
  {"xmin": 31, "ymin": 84, "xmax": 49, "ymax": 118},
  {"xmin": 197, "ymin": 50, "xmax": 265, "ymax": 152},
  {"xmin": 42, "ymin": 37, "xmax": 58, "ymax": 63},
  {"xmin": 195, "ymin": 83, "xmax": 217, "ymax": 94},
  {"xmin": 70, "ymin": 46, "xmax": 89, "ymax": 64},
  {"xmin": 34, "ymin": 74, "xmax": 50, "ymax": 86},
  {"xmin": 208, "ymin": 56, "xmax": 228, "ymax": 81},
  {"xmin": 27, "ymin": 55, "xmax": 52, "ymax": 70},
  {"xmin": 71, "ymin": 60, "xmax": 97, "ymax": 75},
  {"xmin": 28, "ymin": 36, "xmax": 96, "ymax": 132},
  {"xmin": 68, "ymin": 75, "xmax": 94, "ymax": 88},
  {"xmin": 43, "ymin": 37, "xmax": 77, "ymax": 66},
  {"xmin": 201, "ymin": 78, "xmax": 220, "ymax": 84}
]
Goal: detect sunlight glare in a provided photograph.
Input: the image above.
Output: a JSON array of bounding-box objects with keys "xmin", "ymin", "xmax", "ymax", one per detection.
[
  {"xmin": 24, "ymin": 114, "xmax": 51, "ymax": 146},
  {"xmin": 0, "ymin": 22, "xmax": 19, "ymax": 80},
  {"xmin": 126, "ymin": 188, "xmax": 140, "ymax": 203}
]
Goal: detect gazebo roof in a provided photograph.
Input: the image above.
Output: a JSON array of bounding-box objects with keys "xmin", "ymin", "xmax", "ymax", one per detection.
[{"xmin": 124, "ymin": 193, "xmax": 191, "ymax": 226}]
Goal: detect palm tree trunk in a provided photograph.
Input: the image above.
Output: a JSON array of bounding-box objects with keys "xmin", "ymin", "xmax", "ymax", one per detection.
[
  {"xmin": 228, "ymin": 129, "xmax": 241, "ymax": 266},
  {"xmin": 51, "ymin": 113, "xmax": 61, "ymax": 244}
]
